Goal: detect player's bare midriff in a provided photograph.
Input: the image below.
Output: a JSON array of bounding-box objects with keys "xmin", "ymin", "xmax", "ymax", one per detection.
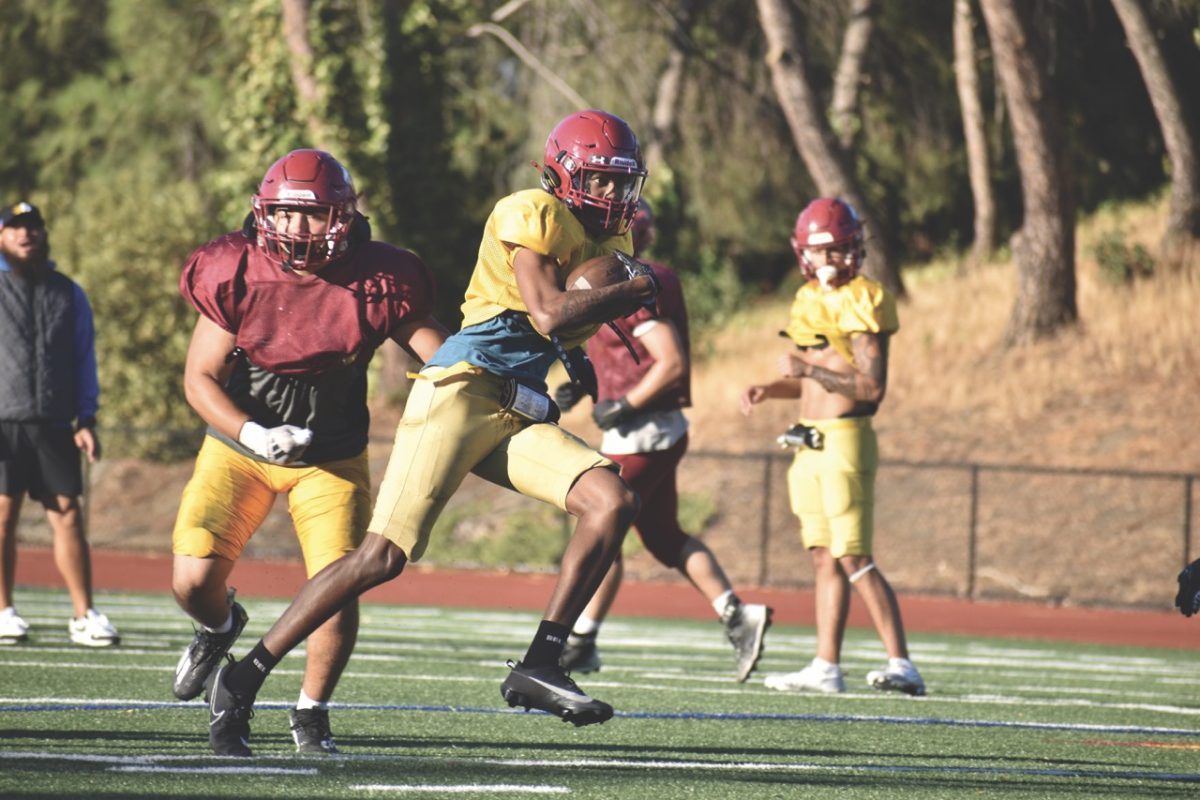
[{"xmin": 795, "ymin": 337, "xmax": 876, "ymax": 420}]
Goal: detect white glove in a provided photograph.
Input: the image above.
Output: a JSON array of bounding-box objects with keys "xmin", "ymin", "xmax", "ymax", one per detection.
[{"xmin": 237, "ymin": 421, "xmax": 313, "ymax": 465}]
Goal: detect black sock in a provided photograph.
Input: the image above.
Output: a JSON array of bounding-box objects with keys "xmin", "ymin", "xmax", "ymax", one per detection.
[
  {"xmin": 226, "ymin": 640, "xmax": 280, "ymax": 699},
  {"xmin": 523, "ymin": 620, "xmax": 571, "ymax": 668}
]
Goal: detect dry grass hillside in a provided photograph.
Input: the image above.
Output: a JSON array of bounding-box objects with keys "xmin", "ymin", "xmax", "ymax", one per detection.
[{"xmin": 679, "ymin": 199, "xmax": 1200, "ymax": 474}]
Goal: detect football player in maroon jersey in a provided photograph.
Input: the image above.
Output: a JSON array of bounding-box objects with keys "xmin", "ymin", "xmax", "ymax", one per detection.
[
  {"xmin": 170, "ymin": 149, "xmax": 448, "ymax": 755},
  {"xmin": 554, "ymin": 200, "xmax": 772, "ymax": 682}
]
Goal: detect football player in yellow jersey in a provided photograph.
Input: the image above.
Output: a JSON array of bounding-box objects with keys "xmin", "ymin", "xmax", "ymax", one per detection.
[
  {"xmin": 204, "ymin": 110, "xmax": 657, "ymax": 749},
  {"xmin": 740, "ymin": 198, "xmax": 926, "ymax": 697}
]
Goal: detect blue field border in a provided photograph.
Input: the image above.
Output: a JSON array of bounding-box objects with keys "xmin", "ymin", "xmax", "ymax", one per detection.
[{"xmin": 3, "ymin": 699, "xmax": 1199, "ymax": 738}]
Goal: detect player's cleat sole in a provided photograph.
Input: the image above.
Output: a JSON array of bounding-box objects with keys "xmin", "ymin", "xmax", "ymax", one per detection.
[
  {"xmin": 725, "ymin": 603, "xmax": 772, "ymax": 683},
  {"xmin": 289, "ymin": 707, "xmax": 339, "ymax": 754},
  {"xmin": 208, "ymin": 661, "xmax": 254, "ymax": 757},
  {"xmin": 174, "ymin": 599, "xmax": 249, "ymax": 700},
  {"xmin": 500, "ymin": 660, "xmax": 613, "ymax": 727}
]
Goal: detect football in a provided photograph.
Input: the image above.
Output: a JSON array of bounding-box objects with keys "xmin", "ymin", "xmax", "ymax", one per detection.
[{"xmin": 565, "ymin": 252, "xmax": 630, "ymax": 291}]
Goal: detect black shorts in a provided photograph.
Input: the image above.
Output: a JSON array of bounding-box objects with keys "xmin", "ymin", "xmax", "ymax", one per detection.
[{"xmin": 0, "ymin": 421, "xmax": 83, "ymax": 502}]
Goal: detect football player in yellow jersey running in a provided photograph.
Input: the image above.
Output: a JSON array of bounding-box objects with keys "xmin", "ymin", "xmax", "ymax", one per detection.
[
  {"xmin": 203, "ymin": 111, "xmax": 657, "ymax": 754},
  {"xmin": 741, "ymin": 198, "xmax": 926, "ymax": 698}
]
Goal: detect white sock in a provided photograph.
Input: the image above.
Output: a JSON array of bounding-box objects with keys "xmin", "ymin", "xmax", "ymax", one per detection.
[
  {"xmin": 711, "ymin": 590, "xmax": 736, "ymax": 618},
  {"xmin": 202, "ymin": 608, "xmax": 234, "ymax": 634},
  {"xmin": 848, "ymin": 562, "xmax": 877, "ymax": 584},
  {"xmin": 572, "ymin": 614, "xmax": 599, "ymax": 636},
  {"xmin": 296, "ymin": 689, "xmax": 328, "ymax": 711},
  {"xmin": 812, "ymin": 656, "xmax": 840, "ymax": 672}
]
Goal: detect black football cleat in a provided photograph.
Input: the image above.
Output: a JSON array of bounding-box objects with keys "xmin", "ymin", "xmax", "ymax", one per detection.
[
  {"xmin": 174, "ymin": 598, "xmax": 249, "ymax": 700},
  {"xmin": 208, "ymin": 661, "xmax": 254, "ymax": 757},
  {"xmin": 500, "ymin": 660, "xmax": 613, "ymax": 727},
  {"xmin": 289, "ymin": 707, "xmax": 338, "ymax": 754}
]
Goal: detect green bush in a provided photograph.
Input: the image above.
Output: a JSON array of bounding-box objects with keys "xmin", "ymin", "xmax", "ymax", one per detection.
[{"xmin": 1092, "ymin": 230, "xmax": 1155, "ymax": 284}]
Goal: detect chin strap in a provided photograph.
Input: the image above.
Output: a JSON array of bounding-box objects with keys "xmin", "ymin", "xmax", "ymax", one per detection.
[{"xmin": 605, "ymin": 321, "xmax": 640, "ymax": 364}]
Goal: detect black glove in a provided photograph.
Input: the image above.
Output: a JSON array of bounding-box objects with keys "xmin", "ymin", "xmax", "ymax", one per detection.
[
  {"xmin": 564, "ymin": 347, "xmax": 598, "ymax": 402},
  {"xmin": 554, "ymin": 382, "xmax": 583, "ymax": 412},
  {"xmin": 592, "ymin": 397, "xmax": 633, "ymax": 430},
  {"xmin": 614, "ymin": 251, "xmax": 660, "ymax": 313},
  {"xmin": 1176, "ymin": 558, "xmax": 1200, "ymax": 617}
]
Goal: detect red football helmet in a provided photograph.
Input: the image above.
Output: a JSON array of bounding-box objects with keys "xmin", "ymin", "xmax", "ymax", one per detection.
[
  {"xmin": 251, "ymin": 149, "xmax": 358, "ymax": 271},
  {"xmin": 791, "ymin": 197, "xmax": 865, "ymax": 289},
  {"xmin": 541, "ymin": 110, "xmax": 647, "ymax": 236}
]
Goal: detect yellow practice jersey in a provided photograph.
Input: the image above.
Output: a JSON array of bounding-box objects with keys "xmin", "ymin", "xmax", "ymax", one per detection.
[
  {"xmin": 784, "ymin": 275, "xmax": 899, "ymax": 366},
  {"xmin": 459, "ymin": 188, "xmax": 632, "ymax": 350}
]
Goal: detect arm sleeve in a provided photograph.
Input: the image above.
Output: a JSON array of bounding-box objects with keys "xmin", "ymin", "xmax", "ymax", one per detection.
[
  {"xmin": 72, "ymin": 284, "xmax": 100, "ymax": 421},
  {"xmin": 492, "ymin": 193, "xmax": 572, "ymax": 261},
  {"xmin": 402, "ymin": 254, "xmax": 437, "ymax": 320},
  {"xmin": 841, "ymin": 283, "xmax": 899, "ymax": 335},
  {"xmin": 179, "ymin": 245, "xmax": 238, "ymax": 332}
]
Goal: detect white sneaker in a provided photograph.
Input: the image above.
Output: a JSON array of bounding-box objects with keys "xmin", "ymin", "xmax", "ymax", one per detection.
[
  {"xmin": 765, "ymin": 659, "xmax": 845, "ymax": 693},
  {"xmin": 68, "ymin": 609, "xmax": 120, "ymax": 647},
  {"xmin": 866, "ymin": 657, "xmax": 926, "ymax": 696},
  {"xmin": 0, "ymin": 607, "xmax": 30, "ymax": 645}
]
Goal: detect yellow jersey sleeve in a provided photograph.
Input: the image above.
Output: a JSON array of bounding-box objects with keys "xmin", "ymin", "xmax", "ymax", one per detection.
[
  {"xmin": 785, "ymin": 276, "xmax": 898, "ymax": 366},
  {"xmin": 459, "ymin": 189, "xmax": 632, "ymax": 349}
]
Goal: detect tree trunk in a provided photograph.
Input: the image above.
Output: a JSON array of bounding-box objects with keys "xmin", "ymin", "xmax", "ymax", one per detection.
[
  {"xmin": 829, "ymin": 0, "xmax": 875, "ymax": 153},
  {"xmin": 953, "ymin": 0, "xmax": 996, "ymax": 271},
  {"xmin": 645, "ymin": 0, "xmax": 703, "ymax": 171},
  {"xmin": 977, "ymin": 0, "xmax": 1076, "ymax": 346},
  {"xmin": 1109, "ymin": 0, "xmax": 1200, "ymax": 270},
  {"xmin": 755, "ymin": 0, "xmax": 903, "ymax": 297},
  {"xmin": 280, "ymin": 0, "xmax": 329, "ymax": 150}
]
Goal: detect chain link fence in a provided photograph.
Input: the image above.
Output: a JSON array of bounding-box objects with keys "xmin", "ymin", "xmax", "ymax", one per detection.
[{"xmin": 16, "ymin": 429, "xmax": 1196, "ymax": 611}]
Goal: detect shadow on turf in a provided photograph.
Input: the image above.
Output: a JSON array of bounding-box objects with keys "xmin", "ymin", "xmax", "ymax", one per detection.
[{"xmin": 330, "ymin": 732, "xmax": 1126, "ymax": 771}]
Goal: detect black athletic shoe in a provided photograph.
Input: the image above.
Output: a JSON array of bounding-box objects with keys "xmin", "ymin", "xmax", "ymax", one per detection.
[
  {"xmin": 289, "ymin": 708, "xmax": 338, "ymax": 754},
  {"xmin": 500, "ymin": 660, "xmax": 613, "ymax": 727},
  {"xmin": 174, "ymin": 599, "xmax": 249, "ymax": 700},
  {"xmin": 559, "ymin": 633, "xmax": 601, "ymax": 674},
  {"xmin": 208, "ymin": 661, "xmax": 254, "ymax": 757}
]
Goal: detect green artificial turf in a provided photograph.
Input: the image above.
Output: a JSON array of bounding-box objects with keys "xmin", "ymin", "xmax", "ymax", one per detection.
[{"xmin": 1, "ymin": 587, "xmax": 1197, "ymax": 799}]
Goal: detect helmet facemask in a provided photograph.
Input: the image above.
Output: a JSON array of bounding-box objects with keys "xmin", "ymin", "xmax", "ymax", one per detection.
[
  {"xmin": 573, "ymin": 162, "xmax": 645, "ymax": 235},
  {"xmin": 252, "ymin": 149, "xmax": 358, "ymax": 272},
  {"xmin": 252, "ymin": 197, "xmax": 355, "ymax": 272}
]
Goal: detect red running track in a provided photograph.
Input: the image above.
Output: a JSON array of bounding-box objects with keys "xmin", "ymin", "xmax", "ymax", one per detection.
[{"xmin": 14, "ymin": 547, "xmax": 1199, "ymax": 651}]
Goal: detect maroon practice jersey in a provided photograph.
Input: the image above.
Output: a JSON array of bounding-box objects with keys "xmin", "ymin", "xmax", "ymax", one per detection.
[
  {"xmin": 588, "ymin": 261, "xmax": 691, "ymax": 413},
  {"xmin": 180, "ymin": 231, "xmax": 436, "ymax": 463}
]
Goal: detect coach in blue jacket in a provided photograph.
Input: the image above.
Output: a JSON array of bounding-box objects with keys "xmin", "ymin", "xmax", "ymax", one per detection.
[{"xmin": 0, "ymin": 201, "xmax": 119, "ymax": 647}]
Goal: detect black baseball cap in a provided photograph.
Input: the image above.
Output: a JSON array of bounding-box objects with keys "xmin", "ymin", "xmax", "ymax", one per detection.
[{"xmin": 0, "ymin": 201, "xmax": 45, "ymax": 229}]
